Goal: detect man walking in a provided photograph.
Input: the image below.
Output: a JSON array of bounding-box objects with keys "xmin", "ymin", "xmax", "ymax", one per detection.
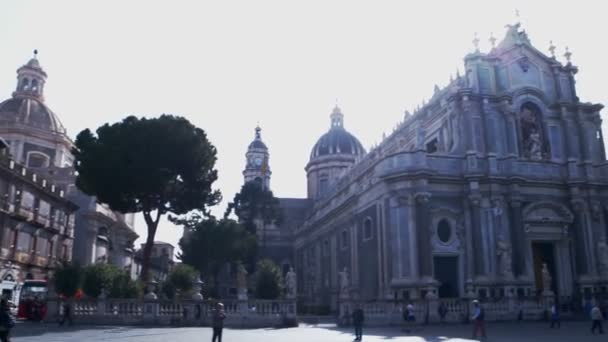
[
  {"xmin": 212, "ymin": 302, "xmax": 226, "ymax": 342},
  {"xmin": 591, "ymin": 303, "xmax": 604, "ymax": 335},
  {"xmin": 549, "ymin": 303, "xmax": 560, "ymax": 328},
  {"xmin": 471, "ymin": 300, "xmax": 486, "ymax": 340},
  {"xmin": 352, "ymin": 304, "xmax": 364, "ymax": 341},
  {"xmin": 59, "ymin": 297, "xmax": 73, "ymax": 327}
]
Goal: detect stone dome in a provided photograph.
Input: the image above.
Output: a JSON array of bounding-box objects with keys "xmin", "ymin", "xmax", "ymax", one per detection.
[
  {"xmin": 309, "ymin": 106, "xmax": 365, "ymax": 160},
  {"xmin": 0, "ymin": 97, "xmax": 66, "ymax": 134},
  {"xmin": 248, "ymin": 126, "xmax": 267, "ymax": 149}
]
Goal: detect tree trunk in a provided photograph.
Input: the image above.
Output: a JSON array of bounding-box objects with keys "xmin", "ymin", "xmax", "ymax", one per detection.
[{"xmin": 140, "ymin": 210, "xmax": 162, "ymax": 281}]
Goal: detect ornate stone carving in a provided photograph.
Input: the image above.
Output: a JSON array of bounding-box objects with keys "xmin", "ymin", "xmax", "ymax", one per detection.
[
  {"xmin": 415, "ymin": 192, "xmax": 431, "ymax": 204},
  {"xmin": 518, "ymin": 102, "xmax": 546, "ymax": 160}
]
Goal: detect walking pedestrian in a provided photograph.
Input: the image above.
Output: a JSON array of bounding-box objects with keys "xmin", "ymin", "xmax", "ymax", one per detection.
[
  {"xmin": 0, "ymin": 299, "xmax": 15, "ymax": 342},
  {"xmin": 59, "ymin": 298, "xmax": 73, "ymax": 327},
  {"xmin": 402, "ymin": 301, "xmax": 416, "ymax": 333},
  {"xmin": 549, "ymin": 303, "xmax": 560, "ymax": 328},
  {"xmin": 591, "ymin": 303, "xmax": 604, "ymax": 335},
  {"xmin": 438, "ymin": 302, "xmax": 448, "ymax": 323},
  {"xmin": 471, "ymin": 300, "xmax": 487, "ymax": 340},
  {"xmin": 212, "ymin": 302, "xmax": 226, "ymax": 342},
  {"xmin": 352, "ymin": 304, "xmax": 364, "ymax": 341}
]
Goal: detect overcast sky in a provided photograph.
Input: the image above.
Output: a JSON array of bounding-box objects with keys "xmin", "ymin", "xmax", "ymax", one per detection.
[{"xmin": 1, "ymin": 1, "xmax": 607, "ymax": 252}]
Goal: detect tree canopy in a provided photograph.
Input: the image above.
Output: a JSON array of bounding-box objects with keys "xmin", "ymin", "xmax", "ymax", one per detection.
[
  {"xmin": 178, "ymin": 217, "xmax": 256, "ymax": 296},
  {"xmin": 73, "ymin": 115, "xmax": 221, "ymax": 280},
  {"xmin": 224, "ymin": 181, "xmax": 283, "ymax": 234},
  {"xmin": 255, "ymin": 259, "xmax": 283, "ymax": 300},
  {"xmin": 53, "ymin": 261, "xmax": 82, "ymax": 298}
]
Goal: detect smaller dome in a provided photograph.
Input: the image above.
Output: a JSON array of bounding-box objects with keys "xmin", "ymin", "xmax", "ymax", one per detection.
[
  {"xmin": 26, "ymin": 58, "xmax": 41, "ymax": 69},
  {"xmin": 248, "ymin": 126, "xmax": 267, "ymax": 150}
]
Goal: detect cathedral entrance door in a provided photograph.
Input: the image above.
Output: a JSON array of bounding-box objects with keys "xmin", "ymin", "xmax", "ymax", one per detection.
[
  {"xmin": 433, "ymin": 256, "xmax": 458, "ymax": 298},
  {"xmin": 532, "ymin": 242, "xmax": 557, "ymax": 295}
]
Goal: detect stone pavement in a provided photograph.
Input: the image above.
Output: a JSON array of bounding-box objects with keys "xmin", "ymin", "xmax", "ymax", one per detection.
[{"xmin": 10, "ymin": 321, "xmax": 606, "ymax": 341}]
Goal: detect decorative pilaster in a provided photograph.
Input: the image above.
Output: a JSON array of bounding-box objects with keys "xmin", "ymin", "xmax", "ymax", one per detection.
[
  {"xmin": 415, "ymin": 192, "xmax": 433, "ymax": 279},
  {"xmin": 508, "ymin": 198, "xmax": 526, "ymax": 278},
  {"xmin": 468, "ymin": 194, "xmax": 484, "ymax": 277},
  {"xmin": 571, "ymin": 198, "xmax": 596, "ymax": 277}
]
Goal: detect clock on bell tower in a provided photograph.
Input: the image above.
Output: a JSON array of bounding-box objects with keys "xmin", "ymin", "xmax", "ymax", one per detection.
[{"xmin": 243, "ymin": 125, "xmax": 271, "ymax": 189}]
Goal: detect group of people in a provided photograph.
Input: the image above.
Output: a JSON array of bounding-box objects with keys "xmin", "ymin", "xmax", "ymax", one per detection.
[{"xmin": 349, "ymin": 299, "xmax": 606, "ymax": 341}]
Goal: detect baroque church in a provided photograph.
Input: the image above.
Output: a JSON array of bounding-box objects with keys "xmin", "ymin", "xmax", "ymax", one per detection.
[
  {"xmin": 0, "ymin": 52, "xmax": 139, "ymax": 280},
  {"xmin": 241, "ymin": 22, "xmax": 608, "ymax": 310}
]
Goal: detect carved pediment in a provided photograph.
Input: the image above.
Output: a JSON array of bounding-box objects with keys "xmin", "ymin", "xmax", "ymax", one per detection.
[{"xmin": 523, "ymin": 201, "xmax": 574, "ymax": 224}]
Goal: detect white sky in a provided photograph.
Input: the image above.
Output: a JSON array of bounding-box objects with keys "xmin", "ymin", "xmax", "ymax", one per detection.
[{"xmin": 1, "ymin": 1, "xmax": 607, "ymax": 252}]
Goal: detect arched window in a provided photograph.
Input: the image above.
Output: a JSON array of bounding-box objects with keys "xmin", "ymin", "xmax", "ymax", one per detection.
[
  {"xmin": 20, "ymin": 78, "xmax": 30, "ymax": 91},
  {"xmin": 363, "ymin": 218, "xmax": 373, "ymax": 240},
  {"xmin": 27, "ymin": 152, "xmax": 50, "ymax": 168},
  {"xmin": 437, "ymin": 219, "xmax": 452, "ymax": 243},
  {"xmin": 31, "ymin": 79, "xmax": 38, "ymax": 92}
]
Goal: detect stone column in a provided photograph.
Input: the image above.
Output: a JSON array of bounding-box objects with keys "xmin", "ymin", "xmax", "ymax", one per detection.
[
  {"xmin": 469, "ymin": 195, "xmax": 484, "ymax": 277},
  {"xmin": 415, "ymin": 192, "xmax": 433, "ymax": 278},
  {"xmin": 509, "ymin": 199, "xmax": 526, "ymax": 277},
  {"xmin": 571, "ymin": 199, "xmax": 594, "ymax": 276}
]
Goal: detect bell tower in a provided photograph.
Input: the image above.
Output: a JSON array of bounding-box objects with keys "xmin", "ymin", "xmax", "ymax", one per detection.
[
  {"xmin": 243, "ymin": 125, "xmax": 271, "ymax": 189},
  {"xmin": 13, "ymin": 50, "xmax": 47, "ymax": 101}
]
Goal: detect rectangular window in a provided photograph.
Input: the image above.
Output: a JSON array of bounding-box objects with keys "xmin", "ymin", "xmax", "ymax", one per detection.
[
  {"xmin": 363, "ymin": 218, "xmax": 374, "ymax": 241},
  {"xmin": 319, "ymin": 178, "xmax": 329, "ymax": 196},
  {"xmin": 36, "ymin": 237, "xmax": 49, "ymax": 256},
  {"xmin": 20, "ymin": 191, "xmax": 34, "ymax": 209},
  {"xmin": 2, "ymin": 229, "xmax": 13, "ymax": 249},
  {"xmin": 16, "ymin": 232, "xmax": 31, "ymax": 252},
  {"xmin": 38, "ymin": 200, "xmax": 50, "ymax": 217},
  {"xmin": 426, "ymin": 138, "xmax": 438, "ymax": 153}
]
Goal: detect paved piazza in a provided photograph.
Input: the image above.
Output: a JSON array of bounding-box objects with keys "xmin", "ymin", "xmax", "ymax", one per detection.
[{"xmin": 9, "ymin": 321, "xmax": 606, "ymax": 341}]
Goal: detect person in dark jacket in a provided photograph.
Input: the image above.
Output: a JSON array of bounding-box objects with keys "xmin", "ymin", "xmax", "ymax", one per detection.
[
  {"xmin": 0, "ymin": 299, "xmax": 14, "ymax": 342},
  {"xmin": 212, "ymin": 302, "xmax": 226, "ymax": 342},
  {"xmin": 59, "ymin": 298, "xmax": 73, "ymax": 327},
  {"xmin": 352, "ymin": 304, "xmax": 364, "ymax": 341}
]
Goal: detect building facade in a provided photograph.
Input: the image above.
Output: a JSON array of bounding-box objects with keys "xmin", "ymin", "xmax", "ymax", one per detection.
[
  {"xmin": 0, "ymin": 53, "xmax": 138, "ymax": 275},
  {"xmin": 0, "ymin": 140, "xmax": 77, "ymax": 300},
  {"xmin": 243, "ymin": 23, "xmax": 608, "ymax": 309}
]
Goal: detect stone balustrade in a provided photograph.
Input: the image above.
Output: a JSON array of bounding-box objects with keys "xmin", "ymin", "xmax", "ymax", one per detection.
[
  {"xmin": 46, "ymin": 297, "xmax": 297, "ymax": 328},
  {"xmin": 338, "ymin": 296, "xmax": 570, "ymax": 326}
]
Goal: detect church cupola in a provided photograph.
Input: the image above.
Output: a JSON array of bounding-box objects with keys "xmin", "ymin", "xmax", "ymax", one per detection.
[
  {"xmin": 243, "ymin": 125, "xmax": 271, "ymax": 189},
  {"xmin": 330, "ymin": 105, "xmax": 344, "ymax": 128},
  {"xmin": 13, "ymin": 50, "xmax": 47, "ymax": 101}
]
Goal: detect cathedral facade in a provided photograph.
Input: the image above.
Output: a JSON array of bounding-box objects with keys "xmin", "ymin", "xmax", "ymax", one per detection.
[{"xmin": 243, "ymin": 23, "xmax": 608, "ymax": 309}]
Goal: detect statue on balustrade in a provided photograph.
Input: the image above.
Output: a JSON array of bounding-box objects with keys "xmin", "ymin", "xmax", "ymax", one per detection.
[
  {"xmin": 236, "ymin": 263, "xmax": 248, "ymax": 300},
  {"xmin": 339, "ymin": 267, "xmax": 350, "ymax": 298},
  {"xmin": 285, "ymin": 267, "xmax": 297, "ymax": 299},
  {"xmin": 496, "ymin": 237, "xmax": 513, "ymax": 279}
]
